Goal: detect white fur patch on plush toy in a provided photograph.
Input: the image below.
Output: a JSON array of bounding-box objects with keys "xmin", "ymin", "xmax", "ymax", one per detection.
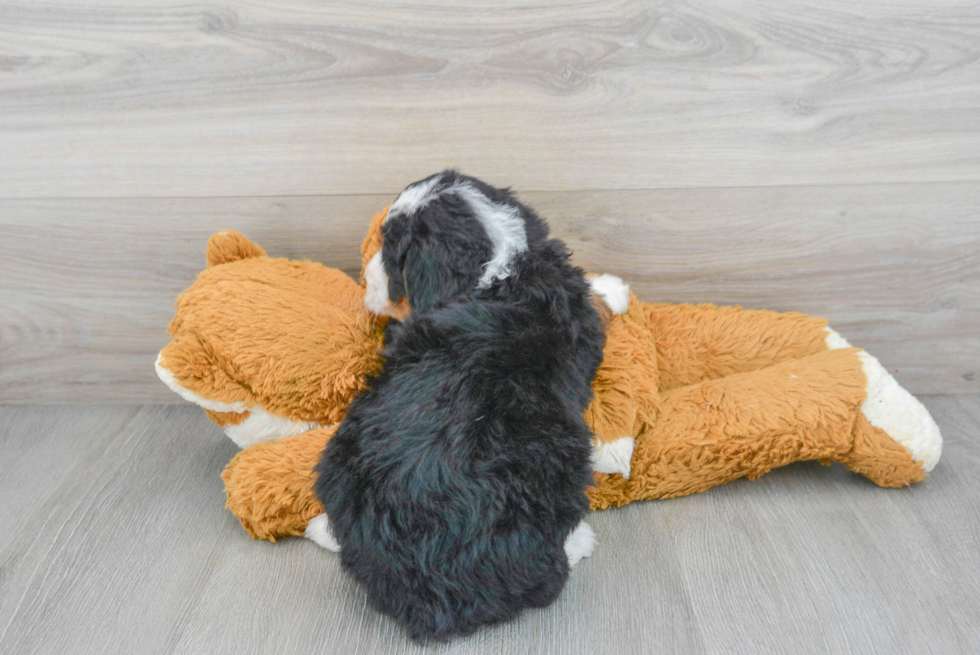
[
  {"xmin": 589, "ymin": 274, "xmax": 630, "ymax": 315},
  {"xmin": 823, "ymin": 327, "xmax": 942, "ymax": 472},
  {"xmin": 564, "ymin": 521, "xmax": 597, "ymax": 568},
  {"xmin": 155, "ymin": 351, "xmax": 319, "ymax": 448},
  {"xmin": 224, "ymin": 409, "xmax": 320, "ymax": 449},
  {"xmin": 591, "ymin": 436, "xmax": 635, "ymax": 479},
  {"xmin": 305, "ymin": 513, "xmax": 341, "ymax": 552},
  {"xmin": 823, "ymin": 326, "xmax": 853, "ymax": 350},
  {"xmin": 857, "ymin": 351, "xmax": 942, "ymax": 472},
  {"xmin": 387, "ymin": 176, "xmax": 442, "ymax": 219},
  {"xmin": 154, "ymin": 352, "xmax": 247, "ymax": 414}
]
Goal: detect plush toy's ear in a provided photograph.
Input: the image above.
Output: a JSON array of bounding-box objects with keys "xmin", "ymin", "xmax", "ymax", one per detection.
[
  {"xmin": 360, "ymin": 206, "xmax": 390, "ymax": 285},
  {"xmin": 206, "ymin": 230, "xmax": 267, "ymax": 267}
]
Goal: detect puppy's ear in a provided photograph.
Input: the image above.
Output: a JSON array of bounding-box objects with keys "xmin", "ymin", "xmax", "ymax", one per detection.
[
  {"xmin": 399, "ymin": 237, "xmax": 461, "ymax": 314},
  {"xmin": 382, "ymin": 192, "xmax": 495, "ymax": 314}
]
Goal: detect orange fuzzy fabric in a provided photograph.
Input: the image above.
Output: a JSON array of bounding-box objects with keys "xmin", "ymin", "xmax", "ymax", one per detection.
[
  {"xmin": 589, "ymin": 348, "xmax": 870, "ymax": 508},
  {"xmin": 223, "ymin": 428, "xmax": 335, "ymax": 540},
  {"xmin": 158, "ymin": 223, "xmax": 927, "ymax": 542},
  {"xmin": 160, "ymin": 231, "xmax": 387, "ymax": 426}
]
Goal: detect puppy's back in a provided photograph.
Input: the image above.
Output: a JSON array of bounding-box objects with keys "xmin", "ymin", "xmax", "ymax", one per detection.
[
  {"xmin": 319, "ymin": 293, "xmax": 597, "ymax": 638},
  {"xmin": 318, "ymin": 171, "xmax": 604, "ymax": 639}
]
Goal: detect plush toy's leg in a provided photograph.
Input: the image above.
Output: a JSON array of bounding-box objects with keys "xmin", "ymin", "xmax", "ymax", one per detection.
[
  {"xmin": 221, "ymin": 427, "xmax": 334, "ymax": 541},
  {"xmin": 586, "ymin": 292, "xmax": 661, "ymax": 479},
  {"xmin": 222, "ymin": 429, "xmax": 601, "ymax": 558},
  {"xmin": 640, "ymin": 302, "xmax": 833, "ymax": 390},
  {"xmin": 587, "ymin": 347, "xmax": 940, "ymax": 510}
]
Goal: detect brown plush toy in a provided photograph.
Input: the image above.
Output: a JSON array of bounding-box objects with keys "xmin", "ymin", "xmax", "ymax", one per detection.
[{"xmin": 157, "ymin": 209, "xmax": 942, "ymax": 546}]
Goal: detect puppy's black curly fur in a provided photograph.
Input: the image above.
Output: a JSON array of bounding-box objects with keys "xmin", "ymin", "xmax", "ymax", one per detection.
[{"xmin": 315, "ymin": 171, "xmax": 605, "ymax": 640}]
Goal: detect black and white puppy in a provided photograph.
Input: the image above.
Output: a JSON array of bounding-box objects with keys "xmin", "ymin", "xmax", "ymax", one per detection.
[{"xmin": 315, "ymin": 170, "xmax": 605, "ymax": 640}]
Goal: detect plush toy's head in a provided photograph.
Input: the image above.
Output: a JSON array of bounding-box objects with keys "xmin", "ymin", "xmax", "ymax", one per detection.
[
  {"xmin": 360, "ymin": 204, "xmax": 388, "ymax": 280},
  {"xmin": 156, "ymin": 206, "xmax": 649, "ymax": 467},
  {"xmin": 156, "ymin": 226, "xmax": 388, "ymax": 447}
]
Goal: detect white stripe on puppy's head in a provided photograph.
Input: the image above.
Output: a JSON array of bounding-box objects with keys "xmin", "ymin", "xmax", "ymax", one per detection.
[
  {"xmin": 386, "ymin": 175, "xmax": 442, "ymax": 221},
  {"xmin": 365, "ymin": 171, "xmax": 530, "ymax": 317},
  {"xmin": 445, "ymin": 180, "xmax": 527, "ymax": 288},
  {"xmin": 386, "ymin": 172, "xmax": 530, "ymax": 287}
]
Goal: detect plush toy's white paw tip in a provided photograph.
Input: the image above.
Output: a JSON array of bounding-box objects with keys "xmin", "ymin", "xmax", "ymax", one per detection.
[
  {"xmin": 589, "ymin": 274, "xmax": 630, "ymax": 315},
  {"xmin": 591, "ymin": 436, "xmax": 635, "ymax": 479},
  {"xmin": 304, "ymin": 513, "xmax": 341, "ymax": 552},
  {"xmin": 823, "ymin": 326, "xmax": 853, "ymax": 350},
  {"xmin": 564, "ymin": 521, "xmax": 597, "ymax": 568},
  {"xmin": 857, "ymin": 351, "xmax": 943, "ymax": 472}
]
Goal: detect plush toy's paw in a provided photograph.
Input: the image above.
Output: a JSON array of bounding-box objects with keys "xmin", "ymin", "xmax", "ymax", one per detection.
[
  {"xmin": 304, "ymin": 513, "xmax": 341, "ymax": 552},
  {"xmin": 591, "ymin": 436, "xmax": 635, "ymax": 479},
  {"xmin": 824, "ymin": 327, "xmax": 942, "ymax": 472},
  {"xmin": 564, "ymin": 521, "xmax": 597, "ymax": 568},
  {"xmin": 857, "ymin": 351, "xmax": 942, "ymax": 472},
  {"xmin": 589, "ymin": 274, "xmax": 630, "ymax": 315}
]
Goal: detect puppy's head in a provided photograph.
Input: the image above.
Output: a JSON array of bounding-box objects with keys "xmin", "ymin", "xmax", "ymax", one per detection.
[{"xmin": 363, "ymin": 170, "xmax": 534, "ymax": 318}]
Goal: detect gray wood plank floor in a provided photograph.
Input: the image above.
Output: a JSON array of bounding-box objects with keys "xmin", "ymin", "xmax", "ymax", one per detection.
[{"xmin": 1, "ymin": 397, "xmax": 977, "ymax": 655}]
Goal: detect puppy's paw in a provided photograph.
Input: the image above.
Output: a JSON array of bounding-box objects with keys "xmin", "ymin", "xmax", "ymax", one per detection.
[
  {"xmin": 304, "ymin": 513, "xmax": 341, "ymax": 552},
  {"xmin": 589, "ymin": 274, "xmax": 630, "ymax": 315},
  {"xmin": 591, "ymin": 436, "xmax": 635, "ymax": 479},
  {"xmin": 564, "ymin": 521, "xmax": 597, "ymax": 568}
]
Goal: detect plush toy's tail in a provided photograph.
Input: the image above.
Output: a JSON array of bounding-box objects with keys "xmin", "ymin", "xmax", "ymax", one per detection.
[{"xmin": 206, "ymin": 230, "xmax": 267, "ymax": 267}]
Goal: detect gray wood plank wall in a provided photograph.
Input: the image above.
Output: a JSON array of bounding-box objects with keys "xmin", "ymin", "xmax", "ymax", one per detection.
[{"xmin": 1, "ymin": 0, "xmax": 978, "ymax": 402}]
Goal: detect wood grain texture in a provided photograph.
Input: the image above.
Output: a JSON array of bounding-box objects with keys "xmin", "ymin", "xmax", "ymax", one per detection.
[
  {"xmin": 2, "ymin": 2, "xmax": 977, "ymax": 651},
  {"xmin": 660, "ymin": 394, "xmax": 980, "ymax": 655},
  {"xmin": 0, "ymin": 405, "xmax": 238, "ymax": 655},
  {"xmin": 1, "ymin": 398, "xmax": 978, "ymax": 654},
  {"xmin": 1, "ymin": 181, "xmax": 977, "ymax": 403},
  {"xmin": 1, "ymin": 0, "xmax": 978, "ymax": 198},
  {"xmin": 0, "ymin": 405, "xmax": 141, "ymax": 593}
]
